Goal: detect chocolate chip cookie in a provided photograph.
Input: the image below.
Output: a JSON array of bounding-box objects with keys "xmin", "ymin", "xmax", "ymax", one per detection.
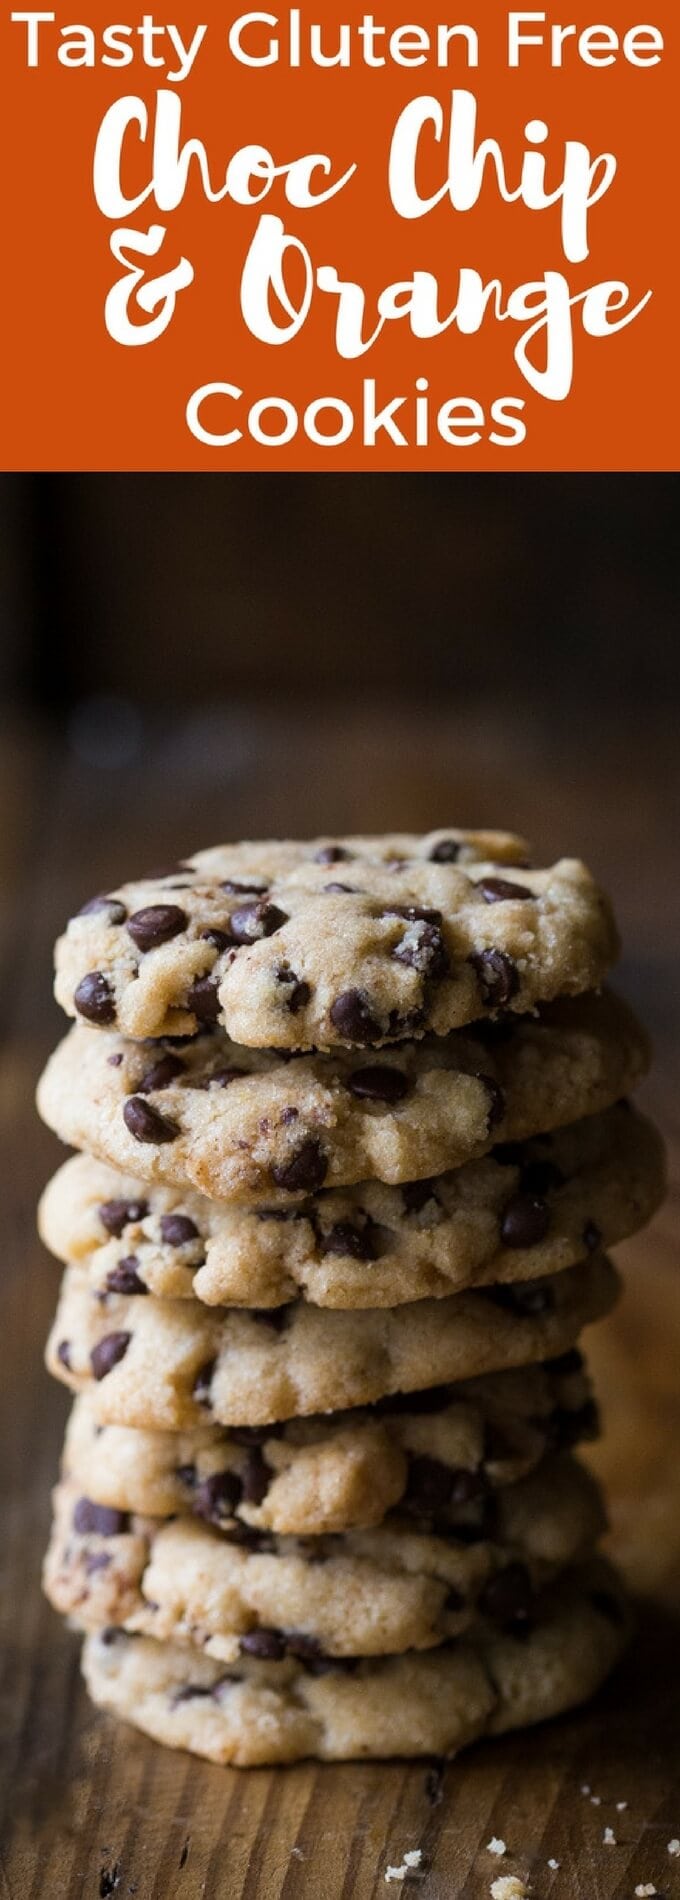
[
  {"xmin": 81, "ymin": 1560, "xmax": 629, "ymax": 1764},
  {"xmin": 53, "ymin": 838, "xmax": 617, "ymax": 1048},
  {"xmin": 62, "ymin": 1354, "xmax": 599, "ymax": 1536},
  {"xmin": 40, "ymin": 1103, "xmax": 663, "ymax": 1308},
  {"xmin": 37, "ymin": 992, "xmax": 648, "ymax": 1205},
  {"xmin": 46, "ymin": 1254, "xmax": 619, "ymax": 1429},
  {"xmin": 45, "ymin": 1456, "xmax": 603, "ymax": 1659}
]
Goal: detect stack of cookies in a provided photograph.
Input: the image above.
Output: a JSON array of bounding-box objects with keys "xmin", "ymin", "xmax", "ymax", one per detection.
[{"xmin": 37, "ymin": 830, "xmax": 664, "ymax": 1767}]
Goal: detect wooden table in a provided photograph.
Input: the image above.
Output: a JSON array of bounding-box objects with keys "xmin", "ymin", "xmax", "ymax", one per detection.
[{"xmin": 1, "ymin": 703, "xmax": 678, "ymax": 1900}]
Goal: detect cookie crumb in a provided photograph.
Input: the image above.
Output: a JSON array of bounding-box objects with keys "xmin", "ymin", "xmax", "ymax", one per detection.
[
  {"xmin": 490, "ymin": 1878, "xmax": 529, "ymax": 1900},
  {"xmin": 668, "ymin": 1839, "xmax": 680, "ymax": 1857},
  {"xmin": 488, "ymin": 1839, "xmax": 507, "ymax": 1857},
  {"xmin": 634, "ymin": 1885, "xmax": 657, "ymax": 1896},
  {"xmin": 385, "ymin": 1850, "xmax": 422, "ymax": 1883},
  {"xmin": 591, "ymin": 1795, "xmax": 602, "ymax": 1807},
  {"xmin": 616, "ymin": 1801, "xmax": 628, "ymax": 1812},
  {"xmin": 580, "ymin": 1783, "xmax": 591, "ymax": 1796},
  {"xmin": 547, "ymin": 1859, "xmax": 560, "ymax": 1870},
  {"xmin": 603, "ymin": 1827, "xmax": 617, "ymax": 1845}
]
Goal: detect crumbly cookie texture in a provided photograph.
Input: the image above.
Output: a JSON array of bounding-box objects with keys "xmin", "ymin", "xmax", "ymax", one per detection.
[
  {"xmin": 81, "ymin": 1561, "xmax": 629, "ymax": 1764},
  {"xmin": 44, "ymin": 1457, "xmax": 603, "ymax": 1660},
  {"xmin": 40, "ymin": 1104, "xmax": 663, "ymax": 1310},
  {"xmin": 62, "ymin": 1354, "xmax": 599, "ymax": 1537},
  {"xmin": 36, "ymin": 992, "xmax": 648, "ymax": 1206},
  {"xmin": 46, "ymin": 1254, "xmax": 619, "ymax": 1430},
  {"xmin": 53, "ymin": 836, "xmax": 617, "ymax": 1051}
]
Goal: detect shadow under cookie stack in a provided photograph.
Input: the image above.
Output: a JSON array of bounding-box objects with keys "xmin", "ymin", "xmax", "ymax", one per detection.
[{"xmin": 37, "ymin": 830, "xmax": 664, "ymax": 1767}]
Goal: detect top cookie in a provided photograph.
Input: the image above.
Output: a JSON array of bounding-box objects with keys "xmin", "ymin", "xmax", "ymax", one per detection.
[{"xmin": 53, "ymin": 832, "xmax": 618, "ymax": 1050}]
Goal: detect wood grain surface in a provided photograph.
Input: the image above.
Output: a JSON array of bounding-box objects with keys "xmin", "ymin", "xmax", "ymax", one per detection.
[{"xmin": 1, "ymin": 703, "xmax": 678, "ymax": 1900}]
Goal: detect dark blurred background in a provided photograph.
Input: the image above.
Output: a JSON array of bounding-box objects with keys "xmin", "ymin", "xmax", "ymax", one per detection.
[
  {"xmin": 1, "ymin": 474, "xmax": 679, "ymax": 709},
  {"xmin": 0, "ymin": 471, "xmax": 678, "ymax": 1053}
]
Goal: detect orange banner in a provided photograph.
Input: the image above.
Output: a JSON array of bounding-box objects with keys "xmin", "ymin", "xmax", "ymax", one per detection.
[{"xmin": 0, "ymin": 2, "xmax": 676, "ymax": 468}]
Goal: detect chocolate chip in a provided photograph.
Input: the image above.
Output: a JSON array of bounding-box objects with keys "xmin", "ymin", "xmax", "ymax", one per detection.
[
  {"xmin": 220, "ymin": 879, "xmax": 268, "ymax": 896},
  {"xmin": 203, "ymin": 1066, "xmax": 247, "ymax": 1089},
  {"xmin": 77, "ymin": 895, "xmax": 127, "ymax": 924},
  {"xmin": 230, "ymin": 901, "xmax": 288, "ymax": 944},
  {"xmin": 105, "ymin": 1256, "xmax": 148, "ymax": 1295},
  {"xmin": 469, "ymin": 948, "xmax": 520, "ymax": 1008},
  {"xmin": 222, "ymin": 1522, "xmax": 274, "ymax": 1553},
  {"xmin": 429, "ymin": 839, "xmax": 461, "ymax": 862},
  {"xmin": 137, "ymin": 1053, "xmax": 184, "ymax": 1094},
  {"xmin": 330, "ymin": 989, "xmax": 382, "ymax": 1044},
  {"xmin": 500, "ymin": 1194, "xmax": 550, "ymax": 1248},
  {"xmin": 392, "ymin": 920, "xmax": 449, "ymax": 980},
  {"xmin": 520, "ymin": 1159, "xmax": 564, "ymax": 1197},
  {"xmin": 479, "ymin": 1562, "xmax": 533, "ymax": 1631},
  {"xmin": 193, "ymin": 1359, "xmax": 216, "ymax": 1407},
  {"xmin": 386, "ymin": 1006, "xmax": 426, "ymax": 1039},
  {"xmin": 240, "ymin": 1447, "xmax": 271, "ymax": 1506},
  {"xmin": 173, "ymin": 1684, "xmax": 214, "ymax": 1704},
  {"xmin": 56, "ymin": 1340, "xmax": 72, "ymax": 1370},
  {"xmin": 319, "ymin": 1220, "xmax": 379, "ymax": 1263},
  {"xmin": 475, "ymin": 1074, "xmax": 506, "ymax": 1131},
  {"xmin": 194, "ymin": 1470, "xmax": 242, "ymax": 1525},
  {"xmin": 107, "ymin": 1053, "xmax": 123, "ymax": 1067},
  {"xmin": 126, "ymin": 905, "xmax": 187, "ymax": 952},
  {"xmin": 347, "ymin": 1065, "xmax": 410, "ymax": 1104},
  {"xmin": 314, "ymin": 846, "xmax": 352, "ymax": 864},
  {"xmin": 187, "ymin": 975, "xmax": 221, "ymax": 1025},
  {"xmin": 90, "ymin": 1332, "xmax": 131, "ymax": 1380},
  {"xmin": 401, "ymin": 1178, "xmax": 438, "ymax": 1214},
  {"xmin": 239, "ymin": 1628, "xmax": 286, "ymax": 1661},
  {"xmin": 200, "ymin": 929, "xmax": 233, "ymax": 952},
  {"xmin": 284, "ymin": 1632, "xmax": 327, "ymax": 1663},
  {"xmin": 275, "ymin": 968, "xmax": 311, "ymax": 1014},
  {"xmin": 74, "ymin": 971, "xmax": 116, "ymax": 1025},
  {"xmin": 176, "ymin": 1463, "xmax": 197, "ymax": 1489},
  {"xmin": 98, "ymin": 1198, "xmax": 149, "ymax": 1238},
  {"xmin": 123, "ymin": 1097, "xmax": 179, "ymax": 1144},
  {"xmin": 160, "ymin": 1213, "xmax": 199, "ymax": 1247},
  {"xmin": 73, "ymin": 1497, "xmax": 129, "ymax": 1536},
  {"xmin": 476, "ymin": 878, "xmax": 533, "ymax": 903},
  {"xmin": 582, "ymin": 1219, "xmax": 602, "ymax": 1253},
  {"xmin": 383, "ymin": 904, "xmax": 443, "ymax": 926},
  {"xmin": 271, "ymin": 1140, "xmax": 328, "ymax": 1194},
  {"xmin": 84, "ymin": 1552, "xmax": 112, "ymax": 1575}
]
